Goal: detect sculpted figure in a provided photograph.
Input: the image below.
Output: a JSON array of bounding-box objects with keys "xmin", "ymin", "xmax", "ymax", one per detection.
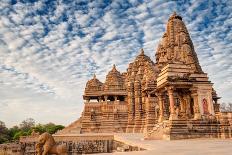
[
  {"xmin": 36, "ymin": 132, "xmax": 67, "ymax": 155},
  {"xmin": 174, "ymin": 46, "xmax": 180, "ymax": 61},
  {"xmin": 181, "ymin": 44, "xmax": 194, "ymax": 63},
  {"xmin": 202, "ymin": 98, "xmax": 209, "ymax": 114}
]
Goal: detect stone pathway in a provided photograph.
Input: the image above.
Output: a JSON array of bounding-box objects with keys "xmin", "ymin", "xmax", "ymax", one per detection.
[{"xmin": 100, "ymin": 133, "xmax": 232, "ymax": 155}]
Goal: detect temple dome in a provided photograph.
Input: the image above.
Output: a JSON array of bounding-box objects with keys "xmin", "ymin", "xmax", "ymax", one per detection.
[
  {"xmin": 104, "ymin": 65, "xmax": 125, "ymax": 90},
  {"xmin": 135, "ymin": 48, "xmax": 153, "ymax": 64},
  {"xmin": 155, "ymin": 12, "xmax": 203, "ymax": 73},
  {"xmin": 85, "ymin": 74, "xmax": 103, "ymax": 93},
  {"xmin": 127, "ymin": 49, "xmax": 158, "ymax": 83}
]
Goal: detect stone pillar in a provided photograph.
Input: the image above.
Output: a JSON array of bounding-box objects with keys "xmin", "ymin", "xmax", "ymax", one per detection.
[
  {"xmin": 133, "ymin": 80, "xmax": 143, "ymax": 132},
  {"xmin": 143, "ymin": 94, "xmax": 156, "ymax": 133},
  {"xmin": 114, "ymin": 96, "xmax": 118, "ymax": 101},
  {"xmin": 98, "ymin": 96, "xmax": 102, "ymax": 102},
  {"xmin": 167, "ymin": 87, "xmax": 177, "ymax": 120},
  {"xmin": 191, "ymin": 92, "xmax": 201, "ymax": 120},
  {"xmin": 157, "ymin": 93, "xmax": 164, "ymax": 122},
  {"xmin": 184, "ymin": 95, "xmax": 190, "ymax": 118},
  {"xmin": 86, "ymin": 97, "xmax": 90, "ymax": 103},
  {"xmin": 104, "ymin": 96, "xmax": 108, "ymax": 102},
  {"xmin": 126, "ymin": 82, "xmax": 135, "ymax": 133}
]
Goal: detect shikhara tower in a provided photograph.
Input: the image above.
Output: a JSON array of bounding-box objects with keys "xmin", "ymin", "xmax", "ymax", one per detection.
[{"xmin": 58, "ymin": 12, "xmax": 231, "ymax": 140}]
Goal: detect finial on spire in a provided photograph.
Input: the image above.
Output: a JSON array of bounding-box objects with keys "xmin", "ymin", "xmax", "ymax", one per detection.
[
  {"xmin": 173, "ymin": 11, "xmax": 177, "ymax": 16},
  {"xmin": 169, "ymin": 11, "xmax": 182, "ymax": 21},
  {"xmin": 112, "ymin": 64, "xmax": 117, "ymax": 71},
  {"xmin": 140, "ymin": 48, "xmax": 144, "ymax": 55},
  {"xmin": 93, "ymin": 73, "xmax": 96, "ymax": 79}
]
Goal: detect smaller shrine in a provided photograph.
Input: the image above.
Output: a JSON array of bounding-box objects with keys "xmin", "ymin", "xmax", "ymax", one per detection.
[{"xmin": 81, "ymin": 65, "xmax": 128, "ymax": 133}]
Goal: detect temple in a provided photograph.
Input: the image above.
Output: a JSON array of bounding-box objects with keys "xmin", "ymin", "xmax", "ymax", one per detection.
[{"xmin": 59, "ymin": 12, "xmax": 231, "ymax": 140}]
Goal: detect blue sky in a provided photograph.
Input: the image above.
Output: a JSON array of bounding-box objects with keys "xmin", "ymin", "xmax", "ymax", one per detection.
[{"xmin": 0, "ymin": 0, "xmax": 231, "ymax": 127}]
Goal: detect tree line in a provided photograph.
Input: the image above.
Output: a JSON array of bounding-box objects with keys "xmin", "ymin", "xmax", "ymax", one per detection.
[{"xmin": 0, "ymin": 118, "xmax": 64, "ymax": 144}]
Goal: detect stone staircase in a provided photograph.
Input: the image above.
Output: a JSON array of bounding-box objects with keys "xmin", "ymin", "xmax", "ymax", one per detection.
[
  {"xmin": 56, "ymin": 117, "xmax": 82, "ymax": 135},
  {"xmin": 146, "ymin": 119, "xmax": 232, "ymax": 140},
  {"xmin": 169, "ymin": 119, "xmax": 225, "ymax": 139}
]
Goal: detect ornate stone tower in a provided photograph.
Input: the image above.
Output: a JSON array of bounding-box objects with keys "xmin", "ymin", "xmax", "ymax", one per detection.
[
  {"xmin": 145, "ymin": 12, "xmax": 229, "ymax": 140},
  {"xmin": 125, "ymin": 49, "xmax": 159, "ymax": 133},
  {"xmin": 155, "ymin": 12, "xmax": 215, "ymax": 121},
  {"xmin": 155, "ymin": 12, "xmax": 202, "ymax": 73}
]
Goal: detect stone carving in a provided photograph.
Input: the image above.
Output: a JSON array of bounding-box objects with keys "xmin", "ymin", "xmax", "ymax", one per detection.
[
  {"xmin": 202, "ymin": 98, "xmax": 209, "ymax": 114},
  {"xmin": 36, "ymin": 132, "xmax": 67, "ymax": 155}
]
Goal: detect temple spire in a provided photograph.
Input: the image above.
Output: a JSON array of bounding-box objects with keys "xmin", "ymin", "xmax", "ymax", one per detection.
[
  {"xmin": 156, "ymin": 12, "xmax": 202, "ymax": 73},
  {"xmin": 173, "ymin": 11, "xmax": 177, "ymax": 16},
  {"xmin": 169, "ymin": 11, "xmax": 182, "ymax": 21}
]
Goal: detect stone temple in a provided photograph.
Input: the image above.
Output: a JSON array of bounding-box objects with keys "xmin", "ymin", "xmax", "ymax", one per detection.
[
  {"xmin": 2, "ymin": 12, "xmax": 232, "ymax": 155},
  {"xmin": 58, "ymin": 12, "xmax": 231, "ymax": 140}
]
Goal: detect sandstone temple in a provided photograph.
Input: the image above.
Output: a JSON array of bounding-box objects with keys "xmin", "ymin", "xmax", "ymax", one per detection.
[
  {"xmin": 2, "ymin": 12, "xmax": 232, "ymax": 155},
  {"xmin": 58, "ymin": 12, "xmax": 231, "ymax": 140}
]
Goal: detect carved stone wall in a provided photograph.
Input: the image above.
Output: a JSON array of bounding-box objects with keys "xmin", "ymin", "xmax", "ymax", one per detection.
[
  {"xmin": 80, "ymin": 102, "xmax": 128, "ymax": 133},
  {"xmin": 1, "ymin": 135, "xmax": 145, "ymax": 154}
]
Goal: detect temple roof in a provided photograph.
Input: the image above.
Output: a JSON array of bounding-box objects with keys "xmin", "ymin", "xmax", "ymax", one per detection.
[
  {"xmin": 126, "ymin": 49, "xmax": 159, "ymax": 86},
  {"xmin": 135, "ymin": 48, "xmax": 152, "ymax": 63},
  {"xmin": 155, "ymin": 12, "xmax": 203, "ymax": 73},
  {"xmin": 85, "ymin": 74, "xmax": 103, "ymax": 93},
  {"xmin": 104, "ymin": 64, "xmax": 125, "ymax": 91}
]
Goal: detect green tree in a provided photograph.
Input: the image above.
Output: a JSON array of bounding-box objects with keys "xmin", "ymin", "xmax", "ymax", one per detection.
[
  {"xmin": 8, "ymin": 126, "xmax": 20, "ymax": 141},
  {"xmin": 33, "ymin": 123, "xmax": 64, "ymax": 134},
  {"xmin": 13, "ymin": 131, "xmax": 28, "ymax": 140},
  {"xmin": 33, "ymin": 124, "xmax": 46, "ymax": 134},
  {"xmin": 0, "ymin": 121, "xmax": 9, "ymax": 144},
  {"xmin": 45, "ymin": 124, "xmax": 64, "ymax": 134},
  {"xmin": 0, "ymin": 119, "xmax": 65, "ymax": 143}
]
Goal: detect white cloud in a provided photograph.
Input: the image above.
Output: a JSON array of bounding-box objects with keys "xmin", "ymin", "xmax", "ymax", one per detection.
[{"xmin": 0, "ymin": 0, "xmax": 231, "ymax": 127}]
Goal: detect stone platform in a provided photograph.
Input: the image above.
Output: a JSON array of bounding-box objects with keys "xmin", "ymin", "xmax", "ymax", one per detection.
[
  {"xmin": 2, "ymin": 133, "xmax": 232, "ymax": 154},
  {"xmin": 102, "ymin": 133, "xmax": 232, "ymax": 155}
]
